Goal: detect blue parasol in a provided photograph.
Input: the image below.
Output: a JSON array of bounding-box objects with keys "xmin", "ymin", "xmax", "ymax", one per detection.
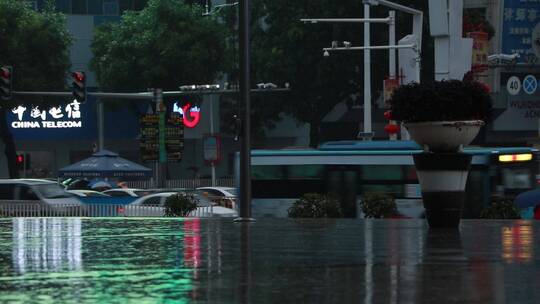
[
  {"xmin": 58, "ymin": 149, "xmax": 152, "ymax": 180},
  {"xmin": 514, "ymin": 189, "xmax": 540, "ymax": 209}
]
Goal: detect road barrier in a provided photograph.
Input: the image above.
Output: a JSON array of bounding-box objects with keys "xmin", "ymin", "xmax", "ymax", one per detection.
[{"xmin": 0, "ymin": 201, "xmax": 215, "ymax": 218}]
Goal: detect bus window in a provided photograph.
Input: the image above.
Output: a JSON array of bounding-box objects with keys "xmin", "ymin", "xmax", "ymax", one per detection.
[
  {"xmin": 286, "ymin": 165, "xmax": 324, "ymax": 179},
  {"xmin": 252, "ymin": 166, "xmax": 285, "ymax": 180},
  {"xmin": 502, "ymin": 168, "xmax": 532, "ymax": 189},
  {"xmin": 360, "ymin": 165, "xmax": 403, "ymax": 180}
]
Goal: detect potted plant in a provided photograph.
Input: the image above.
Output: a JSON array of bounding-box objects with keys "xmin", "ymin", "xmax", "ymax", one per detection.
[
  {"xmin": 288, "ymin": 193, "xmax": 342, "ymax": 218},
  {"xmin": 388, "ymin": 79, "xmax": 492, "ymax": 228},
  {"xmin": 360, "ymin": 193, "xmax": 398, "ymax": 219},
  {"xmin": 480, "ymin": 198, "xmax": 521, "ymax": 219},
  {"xmin": 388, "ymin": 79, "xmax": 492, "ymax": 152},
  {"xmin": 164, "ymin": 193, "xmax": 198, "ymax": 217}
]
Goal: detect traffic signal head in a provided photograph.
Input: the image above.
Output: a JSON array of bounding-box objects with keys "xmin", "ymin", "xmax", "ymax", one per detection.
[
  {"xmin": 15, "ymin": 153, "xmax": 31, "ymax": 171},
  {"xmin": 0, "ymin": 66, "xmax": 13, "ymax": 100},
  {"xmin": 15, "ymin": 153, "xmax": 24, "ymax": 170},
  {"xmin": 71, "ymin": 71, "xmax": 86, "ymax": 103}
]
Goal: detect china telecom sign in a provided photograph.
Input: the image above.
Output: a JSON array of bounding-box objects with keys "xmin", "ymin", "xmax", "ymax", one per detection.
[{"xmin": 10, "ymin": 100, "xmax": 83, "ymax": 129}]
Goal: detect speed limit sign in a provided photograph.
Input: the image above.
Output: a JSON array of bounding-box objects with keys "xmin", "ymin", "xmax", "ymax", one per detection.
[{"xmin": 507, "ymin": 76, "xmax": 521, "ymax": 96}]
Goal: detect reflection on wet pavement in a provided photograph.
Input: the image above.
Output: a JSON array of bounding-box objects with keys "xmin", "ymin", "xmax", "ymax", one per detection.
[{"xmin": 0, "ymin": 218, "xmax": 539, "ymax": 303}]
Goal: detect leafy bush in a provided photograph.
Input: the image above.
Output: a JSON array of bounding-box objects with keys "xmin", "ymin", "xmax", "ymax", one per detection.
[
  {"xmin": 388, "ymin": 80, "xmax": 492, "ymax": 123},
  {"xmin": 480, "ymin": 199, "xmax": 521, "ymax": 219},
  {"xmin": 164, "ymin": 193, "xmax": 198, "ymax": 217},
  {"xmin": 288, "ymin": 193, "xmax": 342, "ymax": 218},
  {"xmin": 360, "ymin": 193, "xmax": 398, "ymax": 218}
]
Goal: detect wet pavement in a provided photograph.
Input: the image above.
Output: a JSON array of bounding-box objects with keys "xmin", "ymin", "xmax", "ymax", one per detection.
[{"xmin": 0, "ymin": 218, "xmax": 539, "ymax": 303}]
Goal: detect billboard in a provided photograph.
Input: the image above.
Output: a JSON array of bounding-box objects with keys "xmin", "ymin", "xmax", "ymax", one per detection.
[{"xmin": 502, "ymin": 0, "xmax": 540, "ymax": 64}]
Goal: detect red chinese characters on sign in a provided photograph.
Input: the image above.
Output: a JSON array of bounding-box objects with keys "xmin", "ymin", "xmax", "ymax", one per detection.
[{"xmin": 467, "ymin": 31, "xmax": 489, "ymax": 74}]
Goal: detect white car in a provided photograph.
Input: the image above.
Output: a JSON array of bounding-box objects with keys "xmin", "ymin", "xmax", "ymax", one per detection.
[
  {"xmin": 196, "ymin": 187, "xmax": 237, "ymax": 197},
  {"xmin": 123, "ymin": 192, "xmax": 238, "ymax": 218},
  {"xmin": 196, "ymin": 187, "xmax": 237, "ymax": 209},
  {"xmin": 0, "ymin": 179, "xmax": 84, "ymax": 216},
  {"xmin": 103, "ymin": 188, "xmax": 155, "ymax": 198}
]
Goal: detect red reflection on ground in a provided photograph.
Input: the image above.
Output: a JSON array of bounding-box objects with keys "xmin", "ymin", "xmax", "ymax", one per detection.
[{"xmin": 184, "ymin": 219, "xmax": 201, "ymax": 268}]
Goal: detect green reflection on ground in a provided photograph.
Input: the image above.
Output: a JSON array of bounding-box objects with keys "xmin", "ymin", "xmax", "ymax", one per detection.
[{"xmin": 0, "ymin": 218, "xmax": 200, "ymax": 303}]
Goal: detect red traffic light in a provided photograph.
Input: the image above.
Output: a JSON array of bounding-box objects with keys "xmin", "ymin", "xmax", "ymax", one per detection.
[
  {"xmin": 72, "ymin": 71, "xmax": 85, "ymax": 82},
  {"xmin": 0, "ymin": 67, "xmax": 10, "ymax": 79},
  {"xmin": 16, "ymin": 154, "xmax": 24, "ymax": 164}
]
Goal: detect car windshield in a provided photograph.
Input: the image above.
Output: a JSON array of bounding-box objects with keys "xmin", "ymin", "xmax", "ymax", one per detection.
[
  {"xmin": 134, "ymin": 190, "xmax": 156, "ymax": 197},
  {"xmin": 86, "ymin": 192, "xmax": 109, "ymax": 197},
  {"xmin": 225, "ymin": 188, "xmax": 237, "ymax": 196},
  {"xmin": 35, "ymin": 184, "xmax": 72, "ymax": 199}
]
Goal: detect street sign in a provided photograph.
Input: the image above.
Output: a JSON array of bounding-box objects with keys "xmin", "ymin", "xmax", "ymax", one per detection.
[
  {"xmin": 139, "ymin": 113, "xmax": 184, "ymax": 163},
  {"xmin": 502, "ymin": 0, "xmax": 540, "ymax": 63},
  {"xmin": 523, "ymin": 75, "xmax": 537, "ymax": 95},
  {"xmin": 507, "ymin": 76, "xmax": 522, "ymax": 96},
  {"xmin": 203, "ymin": 135, "xmax": 221, "ymax": 164}
]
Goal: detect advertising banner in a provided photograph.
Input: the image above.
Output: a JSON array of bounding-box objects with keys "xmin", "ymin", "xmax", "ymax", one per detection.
[
  {"xmin": 502, "ymin": 0, "xmax": 540, "ymax": 64},
  {"xmin": 467, "ymin": 31, "xmax": 489, "ymax": 74}
]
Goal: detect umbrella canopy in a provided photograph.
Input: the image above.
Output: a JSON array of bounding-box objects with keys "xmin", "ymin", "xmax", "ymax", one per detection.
[
  {"xmin": 514, "ymin": 189, "xmax": 540, "ymax": 209},
  {"xmin": 59, "ymin": 150, "xmax": 152, "ymax": 180}
]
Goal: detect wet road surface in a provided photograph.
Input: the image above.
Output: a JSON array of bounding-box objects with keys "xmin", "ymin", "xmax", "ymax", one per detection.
[{"xmin": 0, "ymin": 218, "xmax": 538, "ymax": 303}]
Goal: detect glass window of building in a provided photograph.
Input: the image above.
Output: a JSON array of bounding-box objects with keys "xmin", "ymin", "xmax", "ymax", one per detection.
[
  {"xmin": 71, "ymin": 0, "xmax": 87, "ymax": 14},
  {"xmin": 103, "ymin": 0, "xmax": 119, "ymax": 15}
]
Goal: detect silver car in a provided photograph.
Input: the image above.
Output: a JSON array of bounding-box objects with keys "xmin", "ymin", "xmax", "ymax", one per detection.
[{"xmin": 0, "ymin": 179, "xmax": 84, "ymax": 216}]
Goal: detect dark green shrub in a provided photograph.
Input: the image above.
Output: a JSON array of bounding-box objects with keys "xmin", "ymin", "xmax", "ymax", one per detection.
[
  {"xmin": 480, "ymin": 199, "xmax": 521, "ymax": 219},
  {"xmin": 360, "ymin": 193, "xmax": 397, "ymax": 218},
  {"xmin": 388, "ymin": 80, "xmax": 492, "ymax": 123},
  {"xmin": 288, "ymin": 193, "xmax": 342, "ymax": 218},
  {"xmin": 164, "ymin": 193, "xmax": 198, "ymax": 217}
]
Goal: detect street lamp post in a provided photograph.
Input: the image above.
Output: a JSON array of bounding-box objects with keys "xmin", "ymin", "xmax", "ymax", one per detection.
[{"xmin": 236, "ymin": 0, "xmax": 255, "ymax": 222}]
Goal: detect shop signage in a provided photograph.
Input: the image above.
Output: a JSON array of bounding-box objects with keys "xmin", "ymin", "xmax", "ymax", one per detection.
[
  {"xmin": 467, "ymin": 31, "xmax": 489, "ymax": 74},
  {"xmin": 10, "ymin": 100, "xmax": 83, "ymax": 129},
  {"xmin": 502, "ymin": 0, "xmax": 540, "ymax": 63}
]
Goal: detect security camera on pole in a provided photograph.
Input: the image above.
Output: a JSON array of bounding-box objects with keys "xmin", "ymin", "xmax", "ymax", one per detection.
[{"xmin": 301, "ymin": 0, "xmax": 423, "ymax": 141}]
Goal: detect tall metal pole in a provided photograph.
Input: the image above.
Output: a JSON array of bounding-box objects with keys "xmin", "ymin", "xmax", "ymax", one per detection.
[
  {"xmin": 209, "ymin": 95, "xmax": 216, "ymax": 186},
  {"xmin": 388, "ymin": 10, "xmax": 398, "ymax": 141},
  {"xmin": 363, "ymin": 4, "xmax": 372, "ymax": 138},
  {"xmin": 156, "ymin": 88, "xmax": 166, "ymax": 189},
  {"xmin": 97, "ymin": 100, "xmax": 104, "ymax": 150},
  {"xmin": 389, "ymin": 11, "xmax": 396, "ymax": 79},
  {"xmin": 236, "ymin": 0, "xmax": 254, "ymax": 221}
]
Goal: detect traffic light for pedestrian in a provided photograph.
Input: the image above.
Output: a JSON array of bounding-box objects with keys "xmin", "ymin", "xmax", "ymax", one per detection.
[
  {"xmin": 15, "ymin": 153, "xmax": 31, "ymax": 171},
  {"xmin": 15, "ymin": 154, "xmax": 24, "ymax": 170},
  {"xmin": 71, "ymin": 71, "xmax": 86, "ymax": 103},
  {"xmin": 0, "ymin": 66, "xmax": 13, "ymax": 100}
]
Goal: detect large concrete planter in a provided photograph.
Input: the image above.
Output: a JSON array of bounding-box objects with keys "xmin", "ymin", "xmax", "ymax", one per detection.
[
  {"xmin": 404, "ymin": 120, "xmax": 484, "ymax": 152},
  {"xmin": 413, "ymin": 153, "xmax": 472, "ymax": 228}
]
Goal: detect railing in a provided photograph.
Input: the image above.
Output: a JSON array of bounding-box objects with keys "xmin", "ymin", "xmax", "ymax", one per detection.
[
  {"xmin": 0, "ymin": 201, "xmax": 215, "ymax": 218},
  {"xmin": 126, "ymin": 178, "xmax": 235, "ymax": 189}
]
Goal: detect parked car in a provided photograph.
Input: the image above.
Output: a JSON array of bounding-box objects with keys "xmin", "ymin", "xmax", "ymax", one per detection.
[
  {"xmin": 103, "ymin": 188, "xmax": 156, "ymax": 198},
  {"xmin": 122, "ymin": 192, "xmax": 238, "ymax": 217},
  {"xmin": 196, "ymin": 187, "xmax": 237, "ymax": 209},
  {"xmin": 0, "ymin": 179, "xmax": 84, "ymax": 216},
  {"xmin": 196, "ymin": 187, "xmax": 237, "ymax": 198}
]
